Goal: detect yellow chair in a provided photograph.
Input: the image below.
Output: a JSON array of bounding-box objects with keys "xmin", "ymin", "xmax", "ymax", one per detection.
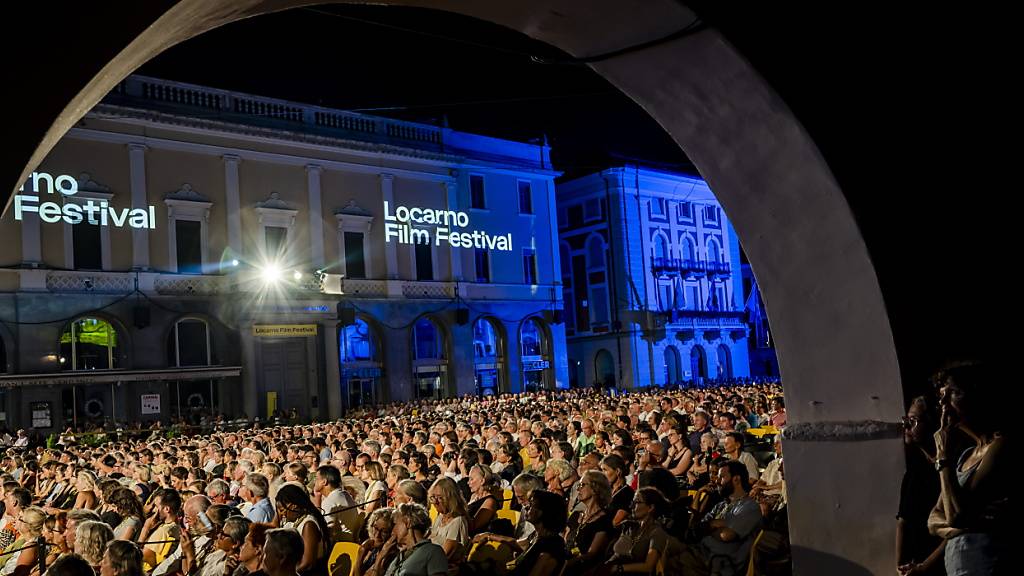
[
  {"xmin": 502, "ymin": 488, "xmax": 514, "ymax": 510},
  {"xmin": 746, "ymin": 530, "xmax": 766, "ymax": 576},
  {"xmin": 467, "ymin": 540, "xmax": 514, "ymax": 575},
  {"xmin": 496, "ymin": 508, "xmax": 519, "ymax": 525},
  {"xmin": 430, "ymin": 505, "xmax": 438, "ymax": 521},
  {"xmin": 328, "ymin": 541, "xmax": 361, "ymax": 576}
]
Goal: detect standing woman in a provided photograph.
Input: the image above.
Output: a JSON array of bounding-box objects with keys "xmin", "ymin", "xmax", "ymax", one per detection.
[
  {"xmin": 928, "ymin": 363, "xmax": 1009, "ymax": 576},
  {"xmin": 600, "ymin": 455, "xmax": 634, "ymax": 527},
  {"xmin": 275, "ymin": 484, "xmax": 330, "ymax": 575}
]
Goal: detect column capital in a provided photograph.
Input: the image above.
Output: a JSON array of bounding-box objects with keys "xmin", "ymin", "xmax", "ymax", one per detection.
[
  {"xmin": 379, "ymin": 173, "xmax": 394, "ymax": 182},
  {"xmin": 127, "ymin": 143, "xmax": 148, "ymax": 153},
  {"xmin": 305, "ymin": 164, "xmax": 323, "ymax": 174},
  {"xmin": 222, "ymin": 153, "xmax": 241, "ymax": 164}
]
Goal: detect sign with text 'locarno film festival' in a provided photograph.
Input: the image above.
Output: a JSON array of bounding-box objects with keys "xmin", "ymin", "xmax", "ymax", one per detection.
[
  {"xmin": 12, "ymin": 171, "xmax": 157, "ymax": 229},
  {"xmin": 383, "ymin": 201, "xmax": 512, "ymax": 251}
]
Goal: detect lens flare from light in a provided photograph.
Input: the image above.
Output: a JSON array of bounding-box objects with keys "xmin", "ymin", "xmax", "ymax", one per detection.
[{"xmin": 261, "ymin": 264, "xmax": 283, "ymax": 284}]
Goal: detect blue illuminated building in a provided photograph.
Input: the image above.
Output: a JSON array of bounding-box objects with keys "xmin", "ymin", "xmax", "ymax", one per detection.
[{"xmin": 556, "ymin": 167, "xmax": 750, "ymax": 389}]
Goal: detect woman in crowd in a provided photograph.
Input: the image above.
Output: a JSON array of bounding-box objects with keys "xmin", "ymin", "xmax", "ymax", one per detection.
[
  {"xmin": 376, "ymin": 503, "xmax": 447, "ymax": 576},
  {"xmin": 1, "ymin": 506, "xmax": 45, "ymax": 576},
  {"xmin": 274, "ymin": 484, "xmax": 330, "ymax": 575},
  {"xmin": 600, "ymin": 455, "xmax": 634, "ymax": 527},
  {"xmin": 99, "ymin": 540, "xmax": 144, "ymax": 576},
  {"xmin": 563, "ymin": 470, "xmax": 615, "ymax": 576},
  {"xmin": 362, "ymin": 462, "xmax": 388, "ymax": 515},
  {"xmin": 495, "ymin": 444, "xmax": 523, "ymax": 485},
  {"xmin": 394, "ymin": 479, "xmax": 429, "ymax": 509},
  {"xmin": 928, "ymin": 363, "xmax": 1008, "ymax": 576},
  {"xmin": 664, "ymin": 422, "xmax": 693, "ymax": 477},
  {"xmin": 74, "ymin": 520, "xmax": 115, "ymax": 574},
  {"xmin": 427, "ymin": 477, "xmax": 470, "ymax": 565},
  {"xmin": 356, "ymin": 507, "xmax": 396, "ymax": 576},
  {"xmin": 685, "ymin": 432, "xmax": 719, "ymax": 489},
  {"xmin": 225, "ymin": 522, "xmax": 272, "ymax": 576},
  {"xmin": 505, "ymin": 489, "xmax": 568, "ymax": 576},
  {"xmin": 606, "ymin": 487, "xmax": 672, "ymax": 574},
  {"xmin": 108, "ymin": 487, "xmax": 145, "ymax": 541},
  {"xmin": 465, "ymin": 464, "xmax": 501, "ymax": 536}
]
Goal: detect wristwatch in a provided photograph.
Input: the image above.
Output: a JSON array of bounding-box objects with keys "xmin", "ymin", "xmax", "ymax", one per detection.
[{"xmin": 934, "ymin": 457, "xmax": 950, "ymax": 471}]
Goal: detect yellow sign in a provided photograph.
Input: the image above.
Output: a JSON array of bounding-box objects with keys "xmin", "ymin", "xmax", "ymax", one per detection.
[
  {"xmin": 253, "ymin": 324, "xmax": 318, "ymax": 337},
  {"xmin": 267, "ymin": 392, "xmax": 277, "ymax": 420}
]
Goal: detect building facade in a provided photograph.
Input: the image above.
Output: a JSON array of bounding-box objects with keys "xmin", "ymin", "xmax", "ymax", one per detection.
[
  {"xmin": 0, "ymin": 75, "xmax": 566, "ymax": 432},
  {"xmin": 557, "ymin": 167, "xmax": 749, "ymax": 389}
]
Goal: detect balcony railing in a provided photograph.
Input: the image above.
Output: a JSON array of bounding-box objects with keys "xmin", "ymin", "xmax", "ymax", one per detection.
[
  {"xmin": 705, "ymin": 261, "xmax": 732, "ymax": 277},
  {"xmin": 650, "ymin": 257, "xmax": 711, "ymax": 276},
  {"xmin": 657, "ymin": 308, "xmax": 746, "ymax": 326}
]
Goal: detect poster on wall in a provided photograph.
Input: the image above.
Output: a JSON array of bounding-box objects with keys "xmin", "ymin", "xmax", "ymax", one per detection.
[
  {"xmin": 30, "ymin": 401, "xmax": 52, "ymax": 428},
  {"xmin": 141, "ymin": 394, "xmax": 161, "ymax": 415}
]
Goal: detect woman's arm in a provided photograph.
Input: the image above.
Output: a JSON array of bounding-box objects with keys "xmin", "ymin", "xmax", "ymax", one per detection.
[
  {"xmin": 354, "ymin": 539, "xmax": 372, "ymax": 576},
  {"xmin": 364, "ymin": 486, "xmax": 384, "ymax": 515},
  {"xmin": 297, "ymin": 522, "xmax": 321, "ymax": 572},
  {"xmin": 469, "ymin": 498, "xmax": 498, "ymax": 534},
  {"xmin": 618, "ymin": 548, "xmax": 661, "ymax": 574},
  {"xmin": 471, "ymin": 532, "xmax": 525, "ymax": 554},
  {"xmin": 527, "ymin": 552, "xmax": 561, "ymax": 576},
  {"xmin": 668, "ymin": 449, "xmax": 693, "ymax": 476},
  {"xmin": 12, "ymin": 549, "xmax": 39, "ymax": 576},
  {"xmin": 574, "ymin": 531, "xmax": 611, "ymax": 566}
]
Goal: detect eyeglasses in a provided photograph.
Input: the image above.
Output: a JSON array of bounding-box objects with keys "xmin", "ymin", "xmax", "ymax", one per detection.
[
  {"xmin": 428, "ymin": 495, "xmax": 443, "ymax": 503},
  {"xmin": 901, "ymin": 416, "xmax": 921, "ymax": 427}
]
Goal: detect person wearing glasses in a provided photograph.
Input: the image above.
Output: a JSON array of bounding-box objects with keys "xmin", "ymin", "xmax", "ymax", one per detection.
[
  {"xmin": 606, "ymin": 487, "xmax": 671, "ymax": 575},
  {"xmin": 664, "ymin": 423, "xmax": 694, "ymax": 477},
  {"xmin": 427, "ymin": 478, "xmax": 469, "ymax": 566},
  {"xmin": 498, "ymin": 489, "xmax": 568, "ymax": 576},
  {"xmin": 563, "ymin": 470, "xmax": 614, "ymax": 576}
]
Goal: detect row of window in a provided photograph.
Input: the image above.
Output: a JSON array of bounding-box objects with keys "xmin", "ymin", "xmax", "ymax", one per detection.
[
  {"xmin": 57, "ymin": 317, "xmax": 214, "ymax": 371},
  {"xmin": 652, "ymin": 232, "xmax": 726, "ymax": 263},
  {"xmin": 469, "ymin": 174, "xmax": 534, "ymax": 214},
  {"xmin": 650, "ymin": 199, "xmax": 720, "ymax": 226}
]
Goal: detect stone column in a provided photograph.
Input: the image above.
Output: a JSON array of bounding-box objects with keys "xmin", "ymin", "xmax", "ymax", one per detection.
[
  {"xmin": 128, "ymin": 144, "xmax": 149, "ymax": 270},
  {"xmin": 444, "ymin": 180, "xmax": 462, "ymax": 281},
  {"xmin": 306, "ymin": 165, "xmax": 325, "ymax": 270},
  {"xmin": 223, "ymin": 155, "xmax": 242, "ymax": 259}
]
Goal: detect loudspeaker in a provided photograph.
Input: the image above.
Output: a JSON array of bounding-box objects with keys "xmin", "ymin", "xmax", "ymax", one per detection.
[
  {"xmin": 456, "ymin": 308, "xmax": 469, "ymax": 325},
  {"xmin": 337, "ymin": 303, "xmax": 355, "ymax": 325},
  {"xmin": 133, "ymin": 305, "xmax": 150, "ymax": 329}
]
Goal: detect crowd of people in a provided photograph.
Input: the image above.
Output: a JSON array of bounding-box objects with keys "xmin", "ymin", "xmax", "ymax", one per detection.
[{"xmin": 0, "ymin": 383, "xmax": 791, "ymax": 576}]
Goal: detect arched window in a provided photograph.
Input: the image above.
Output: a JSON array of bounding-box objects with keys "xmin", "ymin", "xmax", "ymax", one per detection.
[
  {"xmin": 412, "ymin": 317, "xmax": 447, "ymax": 399},
  {"xmin": 664, "ymin": 345, "xmax": 681, "ymax": 385},
  {"xmin": 587, "ymin": 235, "xmax": 605, "ymax": 269},
  {"xmin": 60, "ymin": 317, "xmax": 120, "ymax": 370},
  {"xmin": 717, "ymin": 344, "xmax": 733, "ymax": 379},
  {"xmin": 339, "ymin": 318, "xmax": 382, "ymax": 407},
  {"xmin": 473, "ymin": 318, "xmax": 500, "ymax": 360},
  {"xmin": 168, "ymin": 318, "xmax": 213, "ymax": 367},
  {"xmin": 690, "ymin": 345, "xmax": 708, "ymax": 380},
  {"xmin": 595, "ymin": 349, "xmax": 616, "ymax": 388},
  {"xmin": 683, "ymin": 236, "xmax": 697, "ymax": 263},
  {"xmin": 473, "ymin": 318, "xmax": 503, "ymax": 395},
  {"xmin": 520, "ymin": 318, "xmax": 548, "ymax": 357},
  {"xmin": 340, "ymin": 318, "xmax": 376, "ymax": 363},
  {"xmin": 707, "ymin": 239, "xmax": 722, "ymax": 263},
  {"xmin": 413, "ymin": 318, "xmax": 445, "ymax": 361},
  {"xmin": 653, "ymin": 234, "xmax": 668, "ymax": 260}
]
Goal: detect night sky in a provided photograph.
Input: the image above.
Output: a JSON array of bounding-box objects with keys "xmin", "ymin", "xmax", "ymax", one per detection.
[{"xmin": 136, "ymin": 4, "xmax": 695, "ymax": 181}]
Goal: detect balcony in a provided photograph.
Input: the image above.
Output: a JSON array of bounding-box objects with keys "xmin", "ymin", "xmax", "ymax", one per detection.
[
  {"xmin": 657, "ymin": 308, "xmax": 746, "ymax": 328},
  {"xmin": 331, "ymin": 276, "xmax": 562, "ymax": 302},
  {"xmin": 705, "ymin": 261, "xmax": 732, "ymax": 277},
  {"xmin": 650, "ymin": 257, "xmax": 708, "ymax": 277}
]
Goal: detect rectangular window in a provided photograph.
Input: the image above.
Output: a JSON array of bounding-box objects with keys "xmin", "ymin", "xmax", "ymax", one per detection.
[
  {"xmin": 563, "ymin": 290, "xmax": 576, "ymax": 332},
  {"xmin": 344, "ymin": 232, "xmax": 366, "ymax": 279},
  {"xmin": 591, "ymin": 285, "xmax": 610, "ymax": 324},
  {"xmin": 175, "ymin": 219, "xmax": 202, "ymax": 274},
  {"xmin": 572, "ymin": 255, "xmax": 590, "ymax": 333},
  {"xmin": 557, "ymin": 207, "xmax": 568, "ymax": 228},
  {"xmin": 584, "ymin": 198, "xmax": 602, "ymax": 221},
  {"xmin": 265, "ymin": 226, "xmax": 287, "ymax": 257},
  {"xmin": 568, "ymin": 204, "xmax": 584, "ymax": 228},
  {"xmin": 522, "ymin": 248, "xmax": 537, "ymax": 285},
  {"xmin": 678, "ymin": 201, "xmax": 693, "ymax": 221},
  {"xmin": 688, "ymin": 286, "xmax": 700, "ymax": 310},
  {"xmin": 415, "ymin": 242, "xmax": 433, "ymax": 281},
  {"xmin": 470, "ymin": 174, "xmax": 486, "ymax": 209},
  {"xmin": 650, "ymin": 198, "xmax": 666, "ymax": 217},
  {"xmin": 518, "ymin": 180, "xmax": 533, "ymax": 214},
  {"xmin": 704, "ymin": 205, "xmax": 720, "ymax": 225},
  {"xmin": 72, "ymin": 221, "xmax": 102, "ymax": 270},
  {"xmin": 474, "ymin": 248, "xmax": 490, "ymax": 283}
]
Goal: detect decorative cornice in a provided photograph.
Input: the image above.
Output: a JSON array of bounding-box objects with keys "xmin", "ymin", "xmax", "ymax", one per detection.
[
  {"xmin": 76, "ymin": 172, "xmax": 111, "ymax": 194},
  {"xmin": 256, "ymin": 192, "xmax": 296, "ymax": 212},
  {"xmin": 164, "ymin": 183, "xmax": 210, "ymax": 202},
  {"xmin": 334, "ymin": 199, "xmax": 373, "ymax": 217}
]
